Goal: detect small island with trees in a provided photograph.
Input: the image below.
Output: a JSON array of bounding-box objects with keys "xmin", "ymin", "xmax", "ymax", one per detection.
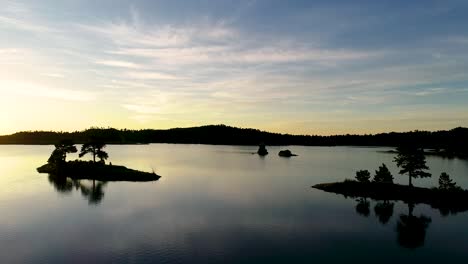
[
  {"xmin": 37, "ymin": 138, "xmax": 160, "ymax": 182},
  {"xmin": 313, "ymin": 146, "xmax": 468, "ymax": 214}
]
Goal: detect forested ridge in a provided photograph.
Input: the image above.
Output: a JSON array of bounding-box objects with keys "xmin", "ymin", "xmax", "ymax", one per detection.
[{"xmin": 0, "ymin": 125, "xmax": 467, "ymax": 156}]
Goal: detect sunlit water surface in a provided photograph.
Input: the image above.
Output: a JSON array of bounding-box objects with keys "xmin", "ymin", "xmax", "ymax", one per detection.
[{"xmin": 1, "ymin": 145, "xmax": 468, "ymax": 263}]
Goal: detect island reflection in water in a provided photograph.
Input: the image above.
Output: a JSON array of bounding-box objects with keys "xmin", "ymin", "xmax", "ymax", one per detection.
[
  {"xmin": 353, "ymin": 197, "xmax": 434, "ymax": 249},
  {"xmin": 48, "ymin": 175, "xmax": 108, "ymax": 205}
]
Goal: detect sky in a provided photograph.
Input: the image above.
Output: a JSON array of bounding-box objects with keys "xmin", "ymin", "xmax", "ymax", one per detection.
[{"xmin": 1, "ymin": 0, "xmax": 468, "ymax": 135}]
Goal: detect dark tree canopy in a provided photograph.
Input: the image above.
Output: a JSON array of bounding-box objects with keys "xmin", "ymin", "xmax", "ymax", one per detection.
[
  {"xmin": 393, "ymin": 146, "xmax": 431, "ymax": 187},
  {"xmin": 96, "ymin": 150, "xmax": 109, "ymax": 162},
  {"xmin": 373, "ymin": 163, "xmax": 394, "ymax": 183},
  {"xmin": 355, "ymin": 170, "xmax": 371, "ymax": 183},
  {"xmin": 438, "ymin": 172, "xmax": 461, "ymax": 191},
  {"xmin": 79, "ymin": 139, "xmax": 108, "ymax": 163},
  {"xmin": 47, "ymin": 139, "xmax": 77, "ymax": 165}
]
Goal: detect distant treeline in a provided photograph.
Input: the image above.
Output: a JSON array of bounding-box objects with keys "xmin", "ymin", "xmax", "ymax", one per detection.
[{"xmin": 0, "ymin": 125, "xmax": 467, "ymax": 155}]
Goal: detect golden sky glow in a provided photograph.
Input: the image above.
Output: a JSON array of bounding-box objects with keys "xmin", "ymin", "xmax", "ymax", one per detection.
[{"xmin": 1, "ymin": 0, "xmax": 468, "ymax": 135}]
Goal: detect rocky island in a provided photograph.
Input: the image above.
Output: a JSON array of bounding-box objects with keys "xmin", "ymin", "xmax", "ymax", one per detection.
[
  {"xmin": 37, "ymin": 161, "xmax": 160, "ymax": 181},
  {"xmin": 278, "ymin": 149, "xmax": 297, "ymax": 157},
  {"xmin": 257, "ymin": 143, "xmax": 268, "ymax": 156},
  {"xmin": 37, "ymin": 139, "xmax": 160, "ymax": 182}
]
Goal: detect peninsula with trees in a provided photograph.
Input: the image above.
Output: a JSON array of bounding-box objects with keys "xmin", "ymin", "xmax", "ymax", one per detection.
[{"xmin": 313, "ymin": 146, "xmax": 468, "ymax": 215}]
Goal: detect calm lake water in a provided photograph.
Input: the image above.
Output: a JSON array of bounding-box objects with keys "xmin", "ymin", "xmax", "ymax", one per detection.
[{"xmin": 1, "ymin": 144, "xmax": 468, "ymax": 263}]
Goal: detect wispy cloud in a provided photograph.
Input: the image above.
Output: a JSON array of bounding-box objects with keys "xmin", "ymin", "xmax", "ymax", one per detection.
[
  {"xmin": 0, "ymin": 15, "xmax": 53, "ymax": 33},
  {"xmin": 74, "ymin": 8, "xmax": 388, "ymax": 122},
  {"xmin": 1, "ymin": 81, "xmax": 96, "ymax": 102},
  {"xmin": 41, "ymin": 73, "xmax": 65, "ymax": 78},
  {"xmin": 78, "ymin": 7, "xmax": 380, "ymax": 68},
  {"xmin": 109, "ymin": 46, "xmax": 379, "ymax": 65},
  {"xmin": 0, "ymin": 1, "xmax": 54, "ymax": 33},
  {"xmin": 122, "ymin": 104, "xmax": 161, "ymax": 114},
  {"xmin": 412, "ymin": 87, "xmax": 448, "ymax": 96},
  {"xmin": 79, "ymin": 22, "xmax": 186, "ymax": 47},
  {"xmin": 126, "ymin": 71, "xmax": 179, "ymax": 80},
  {"xmin": 95, "ymin": 60, "xmax": 143, "ymax": 69}
]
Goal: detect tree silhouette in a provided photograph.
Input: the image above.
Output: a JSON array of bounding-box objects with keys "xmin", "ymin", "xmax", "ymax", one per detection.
[
  {"xmin": 396, "ymin": 203, "xmax": 431, "ymax": 249},
  {"xmin": 393, "ymin": 146, "xmax": 431, "ymax": 187},
  {"xmin": 355, "ymin": 170, "xmax": 371, "ymax": 183},
  {"xmin": 438, "ymin": 172, "xmax": 461, "ymax": 191},
  {"xmin": 47, "ymin": 139, "xmax": 77, "ymax": 165},
  {"xmin": 96, "ymin": 150, "xmax": 109, "ymax": 163},
  {"xmin": 79, "ymin": 139, "xmax": 108, "ymax": 163},
  {"xmin": 373, "ymin": 163, "xmax": 394, "ymax": 183}
]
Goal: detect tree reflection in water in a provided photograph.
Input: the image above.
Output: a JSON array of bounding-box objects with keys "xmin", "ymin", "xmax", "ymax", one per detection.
[
  {"xmin": 355, "ymin": 197, "xmax": 370, "ymax": 217},
  {"xmin": 374, "ymin": 201, "xmax": 394, "ymax": 225},
  {"xmin": 396, "ymin": 203, "xmax": 432, "ymax": 249},
  {"xmin": 48, "ymin": 175, "xmax": 107, "ymax": 205},
  {"xmin": 353, "ymin": 198, "xmax": 432, "ymax": 249}
]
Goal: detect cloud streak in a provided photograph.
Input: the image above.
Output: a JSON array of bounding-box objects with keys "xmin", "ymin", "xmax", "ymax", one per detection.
[
  {"xmin": 95, "ymin": 60, "xmax": 143, "ymax": 69},
  {"xmin": 0, "ymin": 80, "xmax": 96, "ymax": 102}
]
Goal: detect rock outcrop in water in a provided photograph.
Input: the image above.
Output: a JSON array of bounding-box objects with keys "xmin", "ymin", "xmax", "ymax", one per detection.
[
  {"xmin": 278, "ymin": 150, "xmax": 297, "ymax": 157},
  {"xmin": 257, "ymin": 143, "xmax": 268, "ymax": 156}
]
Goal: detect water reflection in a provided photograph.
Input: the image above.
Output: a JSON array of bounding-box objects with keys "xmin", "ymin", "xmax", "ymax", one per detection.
[
  {"xmin": 3, "ymin": 145, "xmax": 468, "ymax": 263},
  {"xmin": 353, "ymin": 198, "xmax": 432, "ymax": 249},
  {"xmin": 397, "ymin": 203, "xmax": 431, "ymax": 249},
  {"xmin": 80, "ymin": 181, "xmax": 107, "ymax": 205},
  {"xmin": 48, "ymin": 175, "xmax": 107, "ymax": 205},
  {"xmin": 355, "ymin": 198, "xmax": 397, "ymax": 225},
  {"xmin": 355, "ymin": 197, "xmax": 370, "ymax": 217},
  {"xmin": 374, "ymin": 201, "xmax": 394, "ymax": 225}
]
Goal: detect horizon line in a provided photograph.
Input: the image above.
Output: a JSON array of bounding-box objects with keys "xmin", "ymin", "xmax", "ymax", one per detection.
[{"xmin": 1, "ymin": 124, "xmax": 466, "ymax": 138}]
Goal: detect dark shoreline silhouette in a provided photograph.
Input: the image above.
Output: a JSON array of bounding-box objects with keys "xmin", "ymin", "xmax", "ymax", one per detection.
[{"xmin": 0, "ymin": 125, "xmax": 466, "ymax": 158}]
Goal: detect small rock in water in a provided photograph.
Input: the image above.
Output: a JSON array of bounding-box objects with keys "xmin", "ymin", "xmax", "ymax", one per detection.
[
  {"xmin": 257, "ymin": 143, "xmax": 269, "ymax": 156},
  {"xmin": 278, "ymin": 150, "xmax": 297, "ymax": 157}
]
